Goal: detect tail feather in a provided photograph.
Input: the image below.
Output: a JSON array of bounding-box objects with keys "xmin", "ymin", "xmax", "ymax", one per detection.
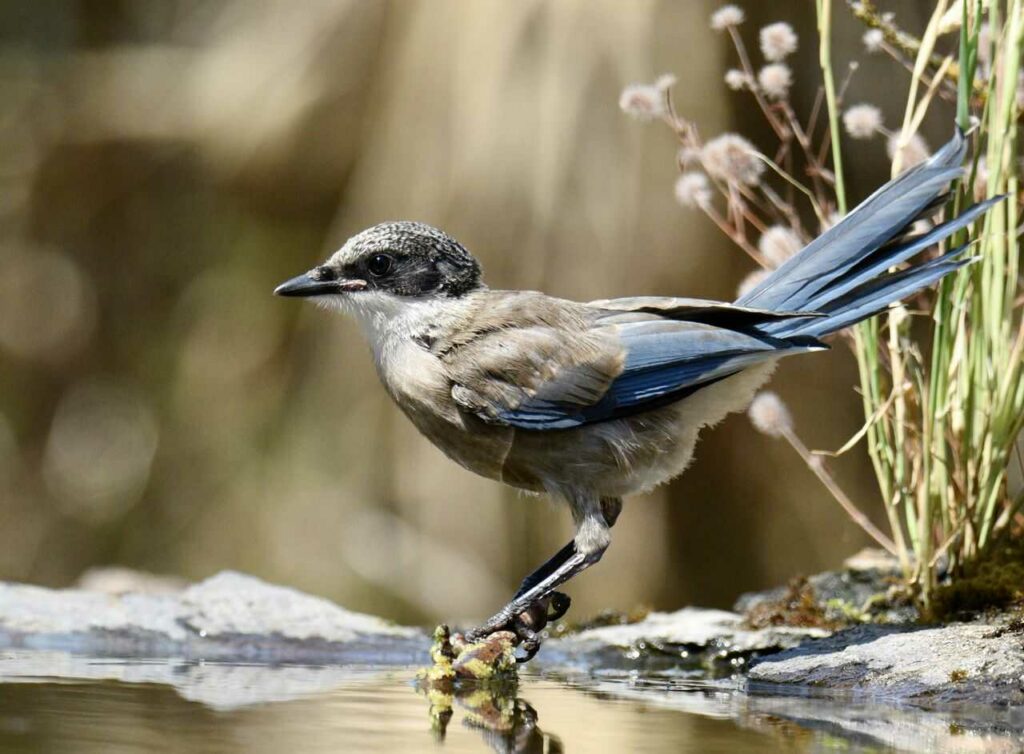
[
  {"xmin": 740, "ymin": 128, "xmax": 1002, "ymax": 339},
  {"xmin": 781, "ymin": 249, "xmax": 974, "ymax": 337},
  {"xmin": 796, "ymin": 196, "xmax": 999, "ymax": 314},
  {"xmin": 736, "ymin": 129, "xmax": 969, "ymax": 313}
]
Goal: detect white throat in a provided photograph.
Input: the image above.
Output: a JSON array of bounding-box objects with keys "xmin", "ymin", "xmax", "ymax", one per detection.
[{"xmin": 319, "ymin": 291, "xmax": 471, "ymax": 362}]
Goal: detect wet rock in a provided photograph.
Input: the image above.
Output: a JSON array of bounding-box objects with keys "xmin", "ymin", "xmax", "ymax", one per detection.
[
  {"xmin": 583, "ymin": 675, "xmax": 1024, "ymax": 752},
  {"xmin": 542, "ymin": 607, "xmax": 830, "ymax": 673},
  {"xmin": 748, "ymin": 618, "xmax": 1024, "ymax": 706},
  {"xmin": 734, "ymin": 548, "xmax": 917, "ymax": 624},
  {"xmin": 0, "ymin": 571, "xmax": 425, "ymax": 663},
  {"xmin": 417, "ymin": 625, "xmax": 518, "ymax": 691},
  {"xmin": 451, "ymin": 631, "xmax": 517, "ymax": 682}
]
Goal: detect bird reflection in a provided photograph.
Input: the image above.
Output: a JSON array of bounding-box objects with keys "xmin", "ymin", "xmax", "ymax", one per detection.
[{"xmin": 421, "ymin": 683, "xmax": 563, "ymax": 753}]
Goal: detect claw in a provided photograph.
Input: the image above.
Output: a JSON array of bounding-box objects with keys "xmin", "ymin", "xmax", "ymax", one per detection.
[
  {"xmin": 465, "ymin": 589, "xmax": 575, "ymax": 663},
  {"xmin": 515, "ymin": 637, "xmax": 541, "ymax": 663},
  {"xmin": 547, "ymin": 591, "xmax": 571, "ymax": 622}
]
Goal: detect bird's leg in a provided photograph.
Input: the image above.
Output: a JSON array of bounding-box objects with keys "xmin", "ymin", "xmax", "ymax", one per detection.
[
  {"xmin": 466, "ymin": 496, "xmax": 620, "ymax": 660},
  {"xmin": 513, "ymin": 497, "xmax": 621, "ymax": 599}
]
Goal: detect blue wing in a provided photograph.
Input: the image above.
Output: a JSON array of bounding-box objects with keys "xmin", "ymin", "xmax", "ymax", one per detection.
[{"xmin": 452, "ymin": 311, "xmax": 822, "ymax": 431}]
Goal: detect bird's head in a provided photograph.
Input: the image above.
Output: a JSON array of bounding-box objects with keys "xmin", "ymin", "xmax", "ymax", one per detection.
[{"xmin": 274, "ymin": 222, "xmax": 483, "ymax": 321}]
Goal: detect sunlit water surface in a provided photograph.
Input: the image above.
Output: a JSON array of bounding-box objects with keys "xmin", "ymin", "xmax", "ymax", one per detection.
[{"xmin": 0, "ymin": 660, "xmax": 1019, "ymax": 753}]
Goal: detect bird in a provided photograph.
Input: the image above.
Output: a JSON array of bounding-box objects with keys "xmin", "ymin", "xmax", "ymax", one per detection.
[{"xmin": 275, "ymin": 129, "xmax": 999, "ymax": 661}]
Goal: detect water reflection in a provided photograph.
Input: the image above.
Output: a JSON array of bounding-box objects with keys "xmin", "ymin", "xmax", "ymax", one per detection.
[
  {"xmin": 0, "ymin": 652, "xmax": 1021, "ymax": 752},
  {"xmin": 421, "ymin": 682, "xmax": 563, "ymax": 753}
]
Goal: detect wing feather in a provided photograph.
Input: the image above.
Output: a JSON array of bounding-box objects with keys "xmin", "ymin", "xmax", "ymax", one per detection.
[{"xmin": 448, "ymin": 302, "xmax": 820, "ymax": 430}]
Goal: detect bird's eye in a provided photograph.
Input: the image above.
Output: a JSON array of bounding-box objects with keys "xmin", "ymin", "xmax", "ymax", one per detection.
[{"xmin": 367, "ymin": 253, "xmax": 393, "ymax": 277}]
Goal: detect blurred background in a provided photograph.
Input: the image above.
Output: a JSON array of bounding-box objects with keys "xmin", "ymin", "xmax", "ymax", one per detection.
[{"xmin": 0, "ymin": 0, "xmax": 941, "ymax": 625}]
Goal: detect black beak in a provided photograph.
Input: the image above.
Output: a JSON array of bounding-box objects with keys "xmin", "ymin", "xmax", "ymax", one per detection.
[{"xmin": 273, "ymin": 271, "xmax": 367, "ymax": 297}]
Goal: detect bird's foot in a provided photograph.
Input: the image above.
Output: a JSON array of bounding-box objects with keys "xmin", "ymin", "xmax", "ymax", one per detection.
[{"xmin": 464, "ymin": 591, "xmax": 571, "ymax": 663}]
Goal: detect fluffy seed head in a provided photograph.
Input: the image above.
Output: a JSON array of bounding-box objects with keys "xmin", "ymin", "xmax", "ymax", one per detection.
[
  {"xmin": 973, "ymin": 156, "xmax": 989, "ymax": 201},
  {"xmin": 821, "ymin": 210, "xmax": 844, "ymax": 232},
  {"xmin": 655, "ymin": 73, "xmax": 678, "ymax": 91},
  {"xmin": 862, "ymin": 28, "xmax": 884, "ymax": 53},
  {"xmin": 977, "ymin": 24, "xmax": 992, "ymax": 66},
  {"xmin": 888, "ymin": 304, "xmax": 910, "ymax": 328},
  {"xmin": 674, "ymin": 172, "xmax": 712, "ymax": 209},
  {"xmin": 843, "ymin": 104, "xmax": 883, "ymax": 139},
  {"xmin": 758, "ymin": 226, "xmax": 802, "ymax": 267},
  {"xmin": 887, "ymin": 132, "xmax": 931, "ymax": 172},
  {"xmin": 677, "ymin": 145, "xmax": 702, "ymax": 167},
  {"xmin": 702, "ymin": 133, "xmax": 764, "ymax": 186},
  {"xmin": 910, "ymin": 219, "xmax": 933, "ymax": 236},
  {"xmin": 619, "ymin": 74, "xmax": 676, "ymax": 121},
  {"xmin": 724, "ymin": 69, "xmax": 751, "ymax": 90},
  {"xmin": 619, "ymin": 83, "xmax": 665, "ymax": 121},
  {"xmin": 711, "ymin": 5, "xmax": 745, "ymax": 31},
  {"xmin": 759, "ymin": 22, "xmax": 797, "ymax": 61},
  {"xmin": 758, "ymin": 63, "xmax": 792, "ymax": 100},
  {"xmin": 748, "ymin": 391, "xmax": 793, "ymax": 438},
  {"xmin": 736, "ymin": 268, "xmax": 770, "ymax": 299}
]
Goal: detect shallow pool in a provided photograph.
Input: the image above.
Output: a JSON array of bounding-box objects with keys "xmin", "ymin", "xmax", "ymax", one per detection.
[{"xmin": 0, "ymin": 656, "xmax": 1020, "ymax": 753}]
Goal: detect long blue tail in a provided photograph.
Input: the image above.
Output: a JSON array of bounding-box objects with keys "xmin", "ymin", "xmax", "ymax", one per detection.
[{"xmin": 738, "ymin": 129, "xmax": 1001, "ymax": 339}]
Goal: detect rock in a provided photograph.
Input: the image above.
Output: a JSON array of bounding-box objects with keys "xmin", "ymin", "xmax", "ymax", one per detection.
[
  {"xmin": 0, "ymin": 571, "xmax": 425, "ymax": 663},
  {"xmin": 451, "ymin": 631, "xmax": 517, "ymax": 682},
  {"xmin": 76, "ymin": 566, "xmax": 188, "ymax": 595},
  {"xmin": 581, "ymin": 674, "xmax": 1024, "ymax": 752},
  {"xmin": 748, "ymin": 619, "xmax": 1024, "ymax": 707},
  {"xmin": 542, "ymin": 607, "xmax": 829, "ymax": 673},
  {"xmin": 734, "ymin": 551, "xmax": 917, "ymax": 624},
  {"xmin": 417, "ymin": 625, "xmax": 518, "ymax": 690}
]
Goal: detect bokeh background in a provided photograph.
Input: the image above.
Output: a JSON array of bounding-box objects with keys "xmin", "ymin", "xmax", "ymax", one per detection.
[{"xmin": 0, "ymin": 0, "xmax": 942, "ymax": 625}]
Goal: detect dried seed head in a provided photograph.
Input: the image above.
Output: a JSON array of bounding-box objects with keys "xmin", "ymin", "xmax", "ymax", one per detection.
[
  {"xmin": 888, "ymin": 304, "xmax": 910, "ymax": 328},
  {"xmin": 909, "ymin": 219, "xmax": 932, "ymax": 236},
  {"xmin": 725, "ymin": 69, "xmax": 751, "ymax": 91},
  {"xmin": 748, "ymin": 391, "xmax": 793, "ymax": 438},
  {"xmin": 843, "ymin": 104, "xmax": 883, "ymax": 139},
  {"xmin": 655, "ymin": 73, "xmax": 678, "ymax": 91},
  {"xmin": 711, "ymin": 5, "xmax": 745, "ymax": 31},
  {"xmin": 758, "ymin": 226, "xmax": 802, "ymax": 267},
  {"xmin": 758, "ymin": 63, "xmax": 792, "ymax": 100},
  {"xmin": 977, "ymin": 24, "xmax": 992, "ymax": 66},
  {"xmin": 736, "ymin": 268, "xmax": 770, "ymax": 299},
  {"xmin": 674, "ymin": 172, "xmax": 712, "ymax": 209},
  {"xmin": 619, "ymin": 74, "xmax": 677, "ymax": 121},
  {"xmin": 702, "ymin": 133, "xmax": 764, "ymax": 186},
  {"xmin": 862, "ymin": 28, "xmax": 884, "ymax": 53},
  {"xmin": 887, "ymin": 132, "xmax": 931, "ymax": 172},
  {"xmin": 759, "ymin": 22, "xmax": 797, "ymax": 62},
  {"xmin": 973, "ymin": 156, "xmax": 989, "ymax": 201},
  {"xmin": 619, "ymin": 83, "xmax": 665, "ymax": 121},
  {"xmin": 821, "ymin": 210, "xmax": 844, "ymax": 232},
  {"xmin": 677, "ymin": 145, "xmax": 702, "ymax": 167}
]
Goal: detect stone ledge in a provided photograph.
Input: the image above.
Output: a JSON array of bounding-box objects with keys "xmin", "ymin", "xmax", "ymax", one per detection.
[
  {"xmin": 747, "ymin": 621, "xmax": 1024, "ymax": 707},
  {"xmin": 0, "ymin": 571, "xmax": 425, "ymax": 664}
]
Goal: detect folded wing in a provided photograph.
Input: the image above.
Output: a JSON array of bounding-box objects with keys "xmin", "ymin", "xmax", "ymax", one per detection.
[{"xmin": 449, "ymin": 299, "xmax": 821, "ymax": 430}]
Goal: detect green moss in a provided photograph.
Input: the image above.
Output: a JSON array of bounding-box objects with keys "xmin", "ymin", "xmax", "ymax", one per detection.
[
  {"xmin": 949, "ymin": 669, "xmax": 968, "ymax": 683},
  {"xmin": 417, "ymin": 625, "xmax": 518, "ymax": 693},
  {"xmin": 416, "ymin": 625, "xmax": 457, "ymax": 692},
  {"xmin": 744, "ymin": 577, "xmax": 842, "ymax": 630},
  {"xmin": 931, "ymin": 539, "xmax": 1024, "ymax": 620}
]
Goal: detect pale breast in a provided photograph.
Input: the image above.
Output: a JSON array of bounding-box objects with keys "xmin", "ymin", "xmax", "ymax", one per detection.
[{"xmin": 376, "ymin": 336, "xmax": 516, "ymax": 484}]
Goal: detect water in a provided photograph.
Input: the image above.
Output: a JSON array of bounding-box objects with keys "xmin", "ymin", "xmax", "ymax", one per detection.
[{"xmin": 0, "ymin": 656, "xmax": 1021, "ymax": 753}]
